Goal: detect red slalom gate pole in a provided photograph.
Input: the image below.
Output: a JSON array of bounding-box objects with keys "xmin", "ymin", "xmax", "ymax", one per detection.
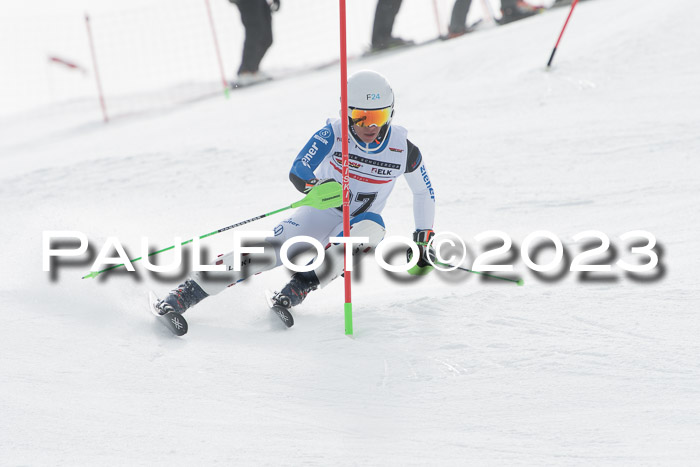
[
  {"xmin": 204, "ymin": 0, "xmax": 230, "ymax": 97},
  {"xmin": 339, "ymin": 0, "xmax": 353, "ymax": 336},
  {"xmin": 85, "ymin": 13, "xmax": 109, "ymax": 123},
  {"xmin": 547, "ymin": 0, "xmax": 579, "ymax": 68}
]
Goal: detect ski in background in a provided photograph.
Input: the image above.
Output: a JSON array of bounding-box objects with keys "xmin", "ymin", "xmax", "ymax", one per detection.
[
  {"xmin": 497, "ymin": 1, "xmax": 546, "ymax": 25},
  {"xmin": 229, "ymin": 74, "xmax": 273, "ymax": 90},
  {"xmin": 549, "ymin": 0, "xmax": 590, "ymax": 8},
  {"xmin": 442, "ymin": 19, "xmax": 485, "ymax": 40},
  {"xmin": 362, "ymin": 37, "xmax": 445, "ymax": 57}
]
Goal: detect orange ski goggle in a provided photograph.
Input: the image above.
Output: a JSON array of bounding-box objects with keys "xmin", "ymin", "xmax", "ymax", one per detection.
[{"xmin": 349, "ymin": 107, "xmax": 392, "ymax": 128}]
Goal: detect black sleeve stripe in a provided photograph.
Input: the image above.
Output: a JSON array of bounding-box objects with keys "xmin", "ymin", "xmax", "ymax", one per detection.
[
  {"xmin": 289, "ymin": 172, "xmax": 309, "ymax": 193},
  {"xmin": 405, "ymin": 139, "xmax": 423, "ymax": 173}
]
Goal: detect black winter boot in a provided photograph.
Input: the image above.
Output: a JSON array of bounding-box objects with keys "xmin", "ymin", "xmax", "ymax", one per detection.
[
  {"xmin": 155, "ymin": 279, "xmax": 208, "ymax": 315},
  {"xmin": 499, "ymin": 1, "xmax": 542, "ymax": 24},
  {"xmin": 273, "ymin": 272, "xmax": 320, "ymax": 309}
]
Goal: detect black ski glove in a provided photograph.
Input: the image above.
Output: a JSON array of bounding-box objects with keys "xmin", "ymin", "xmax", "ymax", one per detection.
[
  {"xmin": 407, "ymin": 229, "xmax": 435, "ymax": 275},
  {"xmin": 303, "ymin": 178, "xmax": 336, "ymax": 193}
]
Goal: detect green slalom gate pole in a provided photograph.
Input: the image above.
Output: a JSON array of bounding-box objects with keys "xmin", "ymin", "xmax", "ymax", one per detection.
[
  {"xmin": 344, "ymin": 302, "xmax": 353, "ymax": 335},
  {"xmin": 82, "ymin": 182, "xmax": 343, "ymax": 279}
]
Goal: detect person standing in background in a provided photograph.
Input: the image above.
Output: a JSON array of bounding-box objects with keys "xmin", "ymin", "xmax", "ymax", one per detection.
[
  {"xmin": 371, "ymin": 0, "xmax": 412, "ymax": 51},
  {"xmin": 229, "ymin": 0, "xmax": 280, "ymax": 86},
  {"xmin": 449, "ymin": 0, "xmax": 541, "ymax": 35},
  {"xmin": 448, "ymin": 0, "xmax": 473, "ymax": 37}
]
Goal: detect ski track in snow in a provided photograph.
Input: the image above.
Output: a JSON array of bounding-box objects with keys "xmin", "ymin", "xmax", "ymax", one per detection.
[{"xmin": 1, "ymin": 0, "xmax": 700, "ymax": 464}]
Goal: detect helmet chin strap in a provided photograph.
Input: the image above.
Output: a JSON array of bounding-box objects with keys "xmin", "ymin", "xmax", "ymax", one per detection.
[
  {"xmin": 348, "ymin": 121, "xmax": 390, "ymax": 151},
  {"xmin": 375, "ymin": 123, "xmax": 390, "ymax": 144}
]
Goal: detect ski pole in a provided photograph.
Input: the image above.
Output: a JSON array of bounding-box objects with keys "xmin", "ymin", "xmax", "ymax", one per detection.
[
  {"xmin": 82, "ymin": 182, "xmax": 343, "ymax": 279},
  {"xmin": 479, "ymin": 0, "xmax": 497, "ymax": 25},
  {"xmin": 547, "ymin": 0, "xmax": 579, "ymax": 68},
  {"xmin": 430, "ymin": 0, "xmax": 444, "ymax": 37},
  {"xmin": 434, "ymin": 260, "xmax": 524, "ymax": 285},
  {"xmin": 416, "ymin": 241, "xmax": 524, "ymax": 285}
]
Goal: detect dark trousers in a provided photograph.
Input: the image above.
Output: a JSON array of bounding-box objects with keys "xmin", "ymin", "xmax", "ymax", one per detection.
[
  {"xmin": 372, "ymin": 0, "xmax": 402, "ymax": 46},
  {"xmin": 235, "ymin": 0, "xmax": 273, "ymax": 74},
  {"xmin": 449, "ymin": 0, "xmax": 473, "ymax": 34}
]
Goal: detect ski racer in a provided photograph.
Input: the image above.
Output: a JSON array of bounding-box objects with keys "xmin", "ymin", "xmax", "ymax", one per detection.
[{"xmin": 154, "ymin": 70, "xmax": 437, "ymax": 318}]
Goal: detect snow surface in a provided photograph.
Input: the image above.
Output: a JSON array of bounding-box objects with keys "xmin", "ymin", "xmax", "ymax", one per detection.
[{"xmin": 1, "ymin": 0, "xmax": 700, "ymax": 464}]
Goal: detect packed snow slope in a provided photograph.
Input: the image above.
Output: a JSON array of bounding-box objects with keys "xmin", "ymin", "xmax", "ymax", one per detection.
[{"xmin": 1, "ymin": 0, "xmax": 699, "ymax": 464}]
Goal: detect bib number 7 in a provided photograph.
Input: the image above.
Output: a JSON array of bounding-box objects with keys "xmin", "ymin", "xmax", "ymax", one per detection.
[{"xmin": 336, "ymin": 191, "xmax": 378, "ymax": 216}]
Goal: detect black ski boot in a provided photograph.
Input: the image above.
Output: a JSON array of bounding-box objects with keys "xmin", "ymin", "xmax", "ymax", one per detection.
[
  {"xmin": 155, "ymin": 279, "xmax": 208, "ymax": 315},
  {"xmin": 499, "ymin": 1, "xmax": 542, "ymax": 24},
  {"xmin": 268, "ymin": 272, "xmax": 320, "ymax": 328},
  {"xmin": 371, "ymin": 36, "xmax": 414, "ymax": 52},
  {"xmin": 272, "ymin": 272, "xmax": 320, "ymax": 309}
]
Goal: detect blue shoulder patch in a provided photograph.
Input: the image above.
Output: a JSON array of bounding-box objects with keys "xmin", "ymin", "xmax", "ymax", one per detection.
[{"xmin": 291, "ymin": 123, "xmax": 335, "ymax": 180}]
